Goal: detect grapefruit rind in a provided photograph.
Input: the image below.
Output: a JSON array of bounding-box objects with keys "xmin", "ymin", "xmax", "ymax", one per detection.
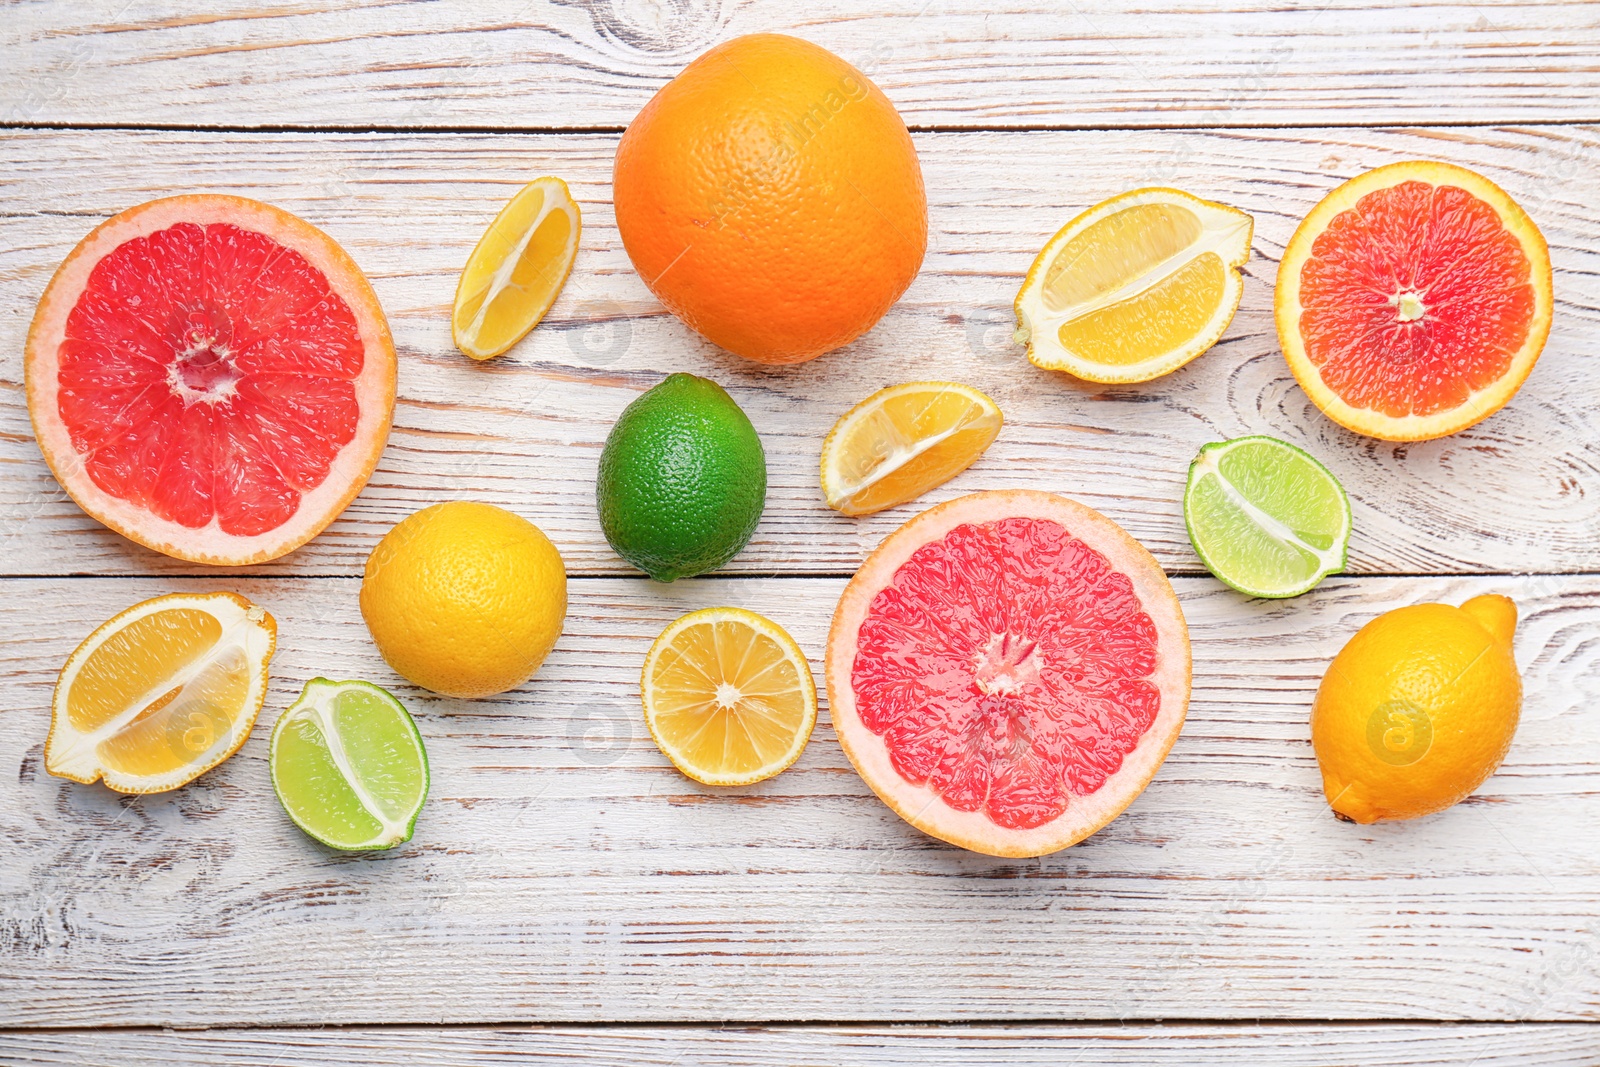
[
  {"xmin": 826, "ymin": 490, "xmax": 1191, "ymax": 858},
  {"xmin": 25, "ymin": 194, "xmax": 397, "ymax": 565},
  {"xmin": 1015, "ymin": 187, "xmax": 1254, "ymax": 384},
  {"xmin": 45, "ymin": 591, "xmax": 278, "ymax": 794},
  {"xmin": 1274, "ymin": 161, "xmax": 1553, "ymax": 442}
]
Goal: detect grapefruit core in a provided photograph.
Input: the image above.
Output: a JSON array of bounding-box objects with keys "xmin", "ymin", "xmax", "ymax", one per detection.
[
  {"xmin": 26, "ymin": 195, "xmax": 396, "ymax": 565},
  {"xmin": 1276, "ymin": 161, "xmax": 1552, "ymax": 442},
  {"xmin": 826, "ymin": 490, "xmax": 1190, "ymax": 858}
]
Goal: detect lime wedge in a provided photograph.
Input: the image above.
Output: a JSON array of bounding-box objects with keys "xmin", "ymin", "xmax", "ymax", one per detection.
[
  {"xmin": 1183, "ymin": 435, "xmax": 1351, "ymax": 598},
  {"xmin": 269, "ymin": 678, "xmax": 429, "ymax": 850}
]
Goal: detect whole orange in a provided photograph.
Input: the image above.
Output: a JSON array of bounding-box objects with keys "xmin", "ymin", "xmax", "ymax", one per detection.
[{"xmin": 613, "ymin": 33, "xmax": 927, "ymax": 365}]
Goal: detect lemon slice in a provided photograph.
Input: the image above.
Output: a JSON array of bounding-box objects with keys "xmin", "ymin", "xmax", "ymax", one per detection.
[
  {"xmin": 452, "ymin": 176, "xmax": 581, "ymax": 360},
  {"xmin": 1015, "ymin": 187, "xmax": 1253, "ymax": 383},
  {"xmin": 45, "ymin": 592, "xmax": 277, "ymax": 794},
  {"xmin": 641, "ymin": 607, "xmax": 817, "ymax": 786},
  {"xmin": 820, "ymin": 381, "xmax": 1002, "ymax": 517}
]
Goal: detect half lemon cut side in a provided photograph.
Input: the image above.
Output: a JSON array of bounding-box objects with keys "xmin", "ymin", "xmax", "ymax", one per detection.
[
  {"xmin": 820, "ymin": 381, "xmax": 1002, "ymax": 517},
  {"xmin": 641, "ymin": 607, "xmax": 818, "ymax": 786},
  {"xmin": 46, "ymin": 591, "xmax": 277, "ymax": 793},
  {"xmin": 1015, "ymin": 187, "xmax": 1254, "ymax": 383},
  {"xmin": 452, "ymin": 176, "xmax": 581, "ymax": 360}
]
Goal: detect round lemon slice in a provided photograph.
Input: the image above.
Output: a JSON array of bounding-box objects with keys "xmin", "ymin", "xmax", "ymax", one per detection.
[
  {"xmin": 1015, "ymin": 187, "xmax": 1253, "ymax": 383},
  {"xmin": 820, "ymin": 381, "xmax": 1002, "ymax": 517},
  {"xmin": 45, "ymin": 591, "xmax": 277, "ymax": 794},
  {"xmin": 452, "ymin": 176, "xmax": 581, "ymax": 360},
  {"xmin": 641, "ymin": 607, "xmax": 817, "ymax": 786}
]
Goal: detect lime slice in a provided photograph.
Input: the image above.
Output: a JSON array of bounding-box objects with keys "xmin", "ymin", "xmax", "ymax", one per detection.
[
  {"xmin": 1183, "ymin": 435, "xmax": 1351, "ymax": 598},
  {"xmin": 269, "ymin": 678, "xmax": 430, "ymax": 850}
]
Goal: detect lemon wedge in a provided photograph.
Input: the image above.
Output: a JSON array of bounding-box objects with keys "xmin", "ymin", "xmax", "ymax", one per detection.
[
  {"xmin": 820, "ymin": 381, "xmax": 1002, "ymax": 517},
  {"xmin": 641, "ymin": 607, "xmax": 817, "ymax": 786},
  {"xmin": 46, "ymin": 592, "xmax": 277, "ymax": 793},
  {"xmin": 452, "ymin": 176, "xmax": 581, "ymax": 360},
  {"xmin": 1015, "ymin": 187, "xmax": 1253, "ymax": 383}
]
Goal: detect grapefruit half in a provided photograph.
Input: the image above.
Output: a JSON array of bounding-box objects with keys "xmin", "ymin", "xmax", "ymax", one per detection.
[
  {"xmin": 826, "ymin": 490, "xmax": 1190, "ymax": 857},
  {"xmin": 1276, "ymin": 161, "xmax": 1552, "ymax": 442},
  {"xmin": 26, "ymin": 195, "xmax": 396, "ymax": 565}
]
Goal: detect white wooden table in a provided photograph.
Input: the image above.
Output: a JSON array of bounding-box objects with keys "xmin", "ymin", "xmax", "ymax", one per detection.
[{"xmin": 3, "ymin": 3, "xmax": 1599, "ymax": 1063}]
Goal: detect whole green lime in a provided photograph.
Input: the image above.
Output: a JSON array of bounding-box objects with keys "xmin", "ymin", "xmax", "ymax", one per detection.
[{"xmin": 596, "ymin": 373, "xmax": 767, "ymax": 581}]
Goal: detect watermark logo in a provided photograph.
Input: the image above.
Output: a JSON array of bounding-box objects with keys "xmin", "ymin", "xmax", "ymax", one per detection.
[
  {"xmin": 570, "ymin": 704, "xmax": 635, "ymax": 766},
  {"xmin": 1366, "ymin": 698, "xmax": 1431, "ymax": 766},
  {"xmin": 965, "ymin": 307, "xmax": 1022, "ymax": 364},
  {"xmin": 565, "ymin": 299, "xmax": 634, "ymax": 366}
]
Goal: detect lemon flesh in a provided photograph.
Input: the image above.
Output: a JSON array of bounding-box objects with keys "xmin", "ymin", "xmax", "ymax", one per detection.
[
  {"xmin": 641, "ymin": 607, "xmax": 817, "ymax": 786},
  {"xmin": 820, "ymin": 381, "xmax": 1002, "ymax": 517},
  {"xmin": 1016, "ymin": 189, "xmax": 1253, "ymax": 383},
  {"xmin": 45, "ymin": 592, "xmax": 276, "ymax": 794},
  {"xmin": 452, "ymin": 176, "xmax": 581, "ymax": 360},
  {"xmin": 270, "ymin": 678, "xmax": 430, "ymax": 850}
]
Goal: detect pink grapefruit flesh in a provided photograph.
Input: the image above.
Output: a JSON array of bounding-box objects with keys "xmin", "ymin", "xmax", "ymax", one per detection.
[
  {"xmin": 827, "ymin": 490, "xmax": 1190, "ymax": 857},
  {"xmin": 26, "ymin": 195, "xmax": 396, "ymax": 565}
]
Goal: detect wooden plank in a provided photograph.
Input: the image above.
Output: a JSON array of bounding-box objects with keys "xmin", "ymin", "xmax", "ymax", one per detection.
[
  {"xmin": 3, "ymin": 1023, "xmax": 1598, "ymax": 1066},
  {"xmin": 5, "ymin": 2, "xmax": 1600, "ymax": 130},
  {"xmin": 1, "ymin": 573, "xmax": 1595, "ymax": 1026},
  {"xmin": 2, "ymin": 125, "xmax": 1598, "ymax": 578}
]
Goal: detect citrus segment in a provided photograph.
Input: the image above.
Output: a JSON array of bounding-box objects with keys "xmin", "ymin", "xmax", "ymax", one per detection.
[
  {"xmin": 26, "ymin": 195, "xmax": 396, "ymax": 564},
  {"xmin": 1276, "ymin": 162, "xmax": 1552, "ymax": 440},
  {"xmin": 452, "ymin": 176, "xmax": 581, "ymax": 360},
  {"xmin": 1184, "ymin": 435, "xmax": 1351, "ymax": 599},
  {"xmin": 46, "ymin": 591, "xmax": 277, "ymax": 793},
  {"xmin": 820, "ymin": 381, "xmax": 1002, "ymax": 517},
  {"xmin": 270, "ymin": 678, "xmax": 430, "ymax": 850},
  {"xmin": 641, "ymin": 607, "xmax": 817, "ymax": 786},
  {"xmin": 827, "ymin": 491, "xmax": 1190, "ymax": 857},
  {"xmin": 1016, "ymin": 188, "xmax": 1253, "ymax": 383}
]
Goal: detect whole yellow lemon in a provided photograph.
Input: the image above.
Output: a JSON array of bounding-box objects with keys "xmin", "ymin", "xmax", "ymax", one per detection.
[
  {"xmin": 1311, "ymin": 594, "xmax": 1521, "ymax": 824},
  {"xmin": 361, "ymin": 502, "xmax": 567, "ymax": 699}
]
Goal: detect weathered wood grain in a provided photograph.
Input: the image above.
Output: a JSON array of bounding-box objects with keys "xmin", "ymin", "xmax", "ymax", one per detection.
[
  {"xmin": 4, "ymin": 1022, "xmax": 1599, "ymax": 1066},
  {"xmin": 1, "ymin": 574, "xmax": 1596, "ymax": 1026},
  {"xmin": 2, "ymin": 126, "xmax": 1598, "ymax": 578},
  {"xmin": 5, "ymin": 1, "xmax": 1600, "ymax": 130}
]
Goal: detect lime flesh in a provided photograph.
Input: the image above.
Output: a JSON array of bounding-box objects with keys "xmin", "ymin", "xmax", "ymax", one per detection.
[
  {"xmin": 269, "ymin": 678, "xmax": 429, "ymax": 850},
  {"xmin": 1184, "ymin": 435, "xmax": 1351, "ymax": 598}
]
